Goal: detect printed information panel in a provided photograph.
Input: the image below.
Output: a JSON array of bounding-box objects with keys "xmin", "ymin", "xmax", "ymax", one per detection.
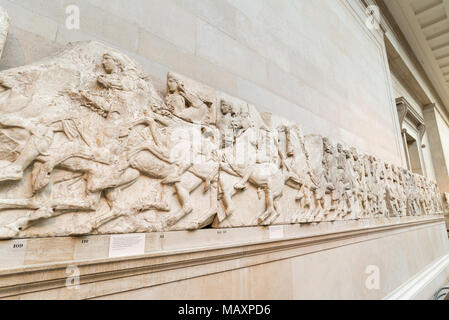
[{"xmin": 109, "ymin": 233, "xmax": 146, "ymax": 258}]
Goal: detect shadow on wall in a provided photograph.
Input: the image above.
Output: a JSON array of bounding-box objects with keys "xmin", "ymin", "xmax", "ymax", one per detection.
[{"xmin": 0, "ymin": 27, "xmax": 63, "ymax": 71}]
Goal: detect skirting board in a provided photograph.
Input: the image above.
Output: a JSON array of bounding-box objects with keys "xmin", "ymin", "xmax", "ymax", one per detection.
[{"xmin": 384, "ymin": 252, "xmax": 449, "ymax": 300}]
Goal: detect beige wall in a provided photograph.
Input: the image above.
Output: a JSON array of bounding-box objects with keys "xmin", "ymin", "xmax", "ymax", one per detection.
[
  {"xmin": 0, "ymin": 0, "xmax": 403, "ymax": 165},
  {"xmin": 97, "ymin": 221, "xmax": 449, "ymax": 300}
]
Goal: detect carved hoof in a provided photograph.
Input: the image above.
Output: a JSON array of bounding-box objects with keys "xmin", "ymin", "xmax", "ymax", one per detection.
[
  {"xmin": 165, "ymin": 206, "xmax": 192, "ymax": 227},
  {"xmin": 289, "ymin": 216, "xmax": 297, "ymax": 224},
  {"xmin": 134, "ymin": 198, "xmax": 170, "ymax": 212},
  {"xmin": 265, "ymin": 212, "xmax": 280, "ymax": 225},
  {"xmin": 166, "ymin": 215, "xmax": 180, "ymax": 227},
  {"xmin": 225, "ymin": 205, "xmax": 234, "ymax": 217},
  {"xmin": 234, "ymin": 182, "xmax": 248, "ymax": 191},
  {"xmin": 0, "ymin": 225, "xmax": 19, "ymax": 239},
  {"xmin": 93, "ymin": 210, "xmax": 121, "ymax": 229},
  {"xmin": 257, "ymin": 209, "xmax": 273, "ymax": 224},
  {"xmin": 185, "ymin": 222, "xmax": 200, "ymax": 231},
  {"xmin": 36, "ymin": 207, "xmax": 54, "ymax": 219},
  {"xmin": 288, "ymin": 174, "xmax": 301, "ymax": 185},
  {"xmin": 203, "ymin": 180, "xmax": 211, "ymax": 193},
  {"xmin": 308, "ymin": 209, "xmax": 320, "ymax": 222},
  {"xmin": 301, "ymin": 216, "xmax": 310, "ymax": 223},
  {"xmin": 0, "ymin": 164, "xmax": 23, "ymax": 182}
]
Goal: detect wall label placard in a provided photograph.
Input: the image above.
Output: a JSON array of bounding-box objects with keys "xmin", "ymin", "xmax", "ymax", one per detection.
[{"xmin": 109, "ymin": 234, "xmax": 146, "ymax": 258}]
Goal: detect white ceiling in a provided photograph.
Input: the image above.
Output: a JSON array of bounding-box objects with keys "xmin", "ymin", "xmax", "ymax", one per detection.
[{"xmin": 385, "ymin": 0, "xmax": 449, "ymax": 111}]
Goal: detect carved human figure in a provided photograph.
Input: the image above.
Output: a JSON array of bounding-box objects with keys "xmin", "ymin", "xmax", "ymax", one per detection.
[
  {"xmin": 397, "ymin": 167, "xmax": 407, "ymax": 217},
  {"xmin": 310, "ymin": 137, "xmax": 336, "ymax": 222},
  {"xmin": 340, "ymin": 148, "xmax": 361, "ymax": 219},
  {"xmin": 0, "ymin": 116, "xmax": 55, "ymax": 182},
  {"xmin": 432, "ymin": 182, "xmax": 444, "ymax": 214},
  {"xmin": 82, "ymin": 53, "xmax": 161, "ymax": 115},
  {"xmin": 280, "ymin": 126, "xmax": 318, "ymax": 223},
  {"xmin": 0, "ymin": 40, "xmax": 447, "ymax": 239},
  {"xmin": 404, "ymin": 171, "xmax": 420, "ymax": 216},
  {"xmin": 216, "ymin": 100, "xmax": 244, "ymax": 217},
  {"xmin": 124, "ymin": 75, "xmax": 221, "ymax": 228},
  {"xmin": 360, "ymin": 154, "xmax": 376, "ymax": 218},
  {"xmin": 375, "ymin": 158, "xmax": 389, "ymax": 218},
  {"xmin": 129, "ymin": 120, "xmax": 216, "ymax": 227},
  {"xmin": 349, "ymin": 148, "xmax": 366, "ymax": 219},
  {"xmin": 165, "ymin": 73, "xmax": 211, "ymax": 125},
  {"xmin": 0, "ymin": 111, "xmax": 94, "ymax": 184},
  {"xmin": 0, "ymin": 53, "xmax": 177, "ymax": 235},
  {"xmin": 332, "ymin": 143, "xmax": 354, "ymax": 220},
  {"xmin": 384, "ymin": 163, "xmax": 400, "ymax": 217},
  {"xmin": 217, "ymin": 100, "xmax": 235, "ymax": 149},
  {"xmin": 219, "ymin": 108, "xmax": 303, "ymax": 225}
]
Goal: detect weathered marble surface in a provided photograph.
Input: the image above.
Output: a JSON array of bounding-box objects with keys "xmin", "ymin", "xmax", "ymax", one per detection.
[
  {"xmin": 0, "ymin": 6, "xmax": 8, "ymax": 59},
  {"xmin": 0, "ymin": 41, "xmax": 444, "ymax": 239}
]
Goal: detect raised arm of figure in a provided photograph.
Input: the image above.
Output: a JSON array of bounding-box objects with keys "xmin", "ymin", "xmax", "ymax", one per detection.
[{"xmin": 177, "ymin": 83, "xmax": 205, "ymax": 109}]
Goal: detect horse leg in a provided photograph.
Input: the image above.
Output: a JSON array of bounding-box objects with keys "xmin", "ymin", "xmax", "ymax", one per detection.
[
  {"xmin": 314, "ymin": 195, "xmax": 328, "ymax": 222},
  {"xmin": 165, "ymin": 181, "xmax": 194, "ymax": 227},
  {"xmin": 88, "ymin": 167, "xmax": 139, "ymax": 193},
  {"xmin": 302, "ymin": 193, "xmax": 315, "ymax": 223},
  {"xmin": 330, "ymin": 198, "xmax": 342, "ymax": 221},
  {"xmin": 264, "ymin": 198, "xmax": 281, "ymax": 225},
  {"xmin": 257, "ymin": 186, "xmax": 275, "ymax": 224},
  {"xmin": 0, "ymin": 198, "xmax": 39, "ymax": 210},
  {"xmin": 312, "ymin": 187, "xmax": 326, "ymax": 222},
  {"xmin": 234, "ymin": 166, "xmax": 254, "ymax": 191},
  {"xmin": 219, "ymin": 177, "xmax": 236, "ymax": 217},
  {"xmin": 186, "ymin": 178, "xmax": 219, "ymax": 230},
  {"xmin": 2, "ymin": 206, "xmax": 55, "ymax": 236},
  {"xmin": 0, "ymin": 134, "xmax": 43, "ymax": 183},
  {"xmin": 89, "ymin": 168, "xmax": 141, "ymax": 230}
]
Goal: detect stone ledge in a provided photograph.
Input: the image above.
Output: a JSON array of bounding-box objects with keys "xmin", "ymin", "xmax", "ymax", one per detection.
[{"xmin": 0, "ymin": 216, "xmax": 445, "ymax": 299}]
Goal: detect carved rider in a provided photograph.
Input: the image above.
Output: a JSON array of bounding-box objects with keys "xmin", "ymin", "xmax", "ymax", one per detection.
[{"xmin": 165, "ymin": 73, "xmax": 210, "ymax": 125}]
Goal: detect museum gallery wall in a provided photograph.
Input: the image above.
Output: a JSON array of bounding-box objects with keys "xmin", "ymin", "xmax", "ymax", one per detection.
[{"xmin": 0, "ymin": 40, "xmax": 444, "ymax": 240}]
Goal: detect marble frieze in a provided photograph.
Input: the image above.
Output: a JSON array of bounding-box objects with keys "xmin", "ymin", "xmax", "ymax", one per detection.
[{"xmin": 0, "ymin": 41, "xmax": 444, "ymax": 239}]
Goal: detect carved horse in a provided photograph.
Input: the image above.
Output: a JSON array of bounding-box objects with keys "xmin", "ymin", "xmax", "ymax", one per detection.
[
  {"xmin": 218, "ymin": 125, "xmax": 305, "ymax": 225},
  {"xmin": 126, "ymin": 119, "xmax": 220, "ymax": 229}
]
